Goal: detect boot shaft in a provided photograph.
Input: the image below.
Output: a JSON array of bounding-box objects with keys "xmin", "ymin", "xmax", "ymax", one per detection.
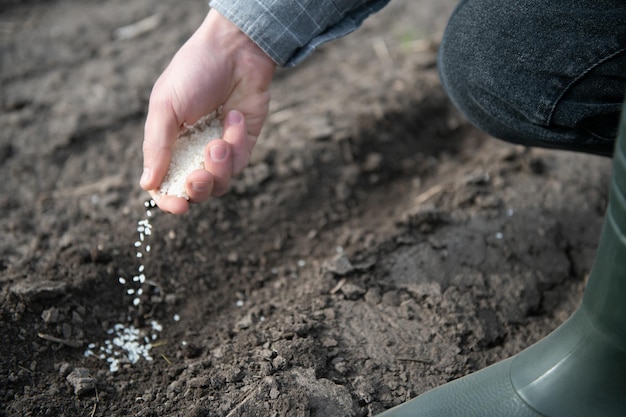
[{"xmin": 582, "ymin": 104, "xmax": 626, "ymax": 344}]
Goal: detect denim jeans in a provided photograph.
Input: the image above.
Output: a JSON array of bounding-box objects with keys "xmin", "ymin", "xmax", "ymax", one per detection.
[{"xmin": 438, "ymin": 0, "xmax": 626, "ymax": 156}]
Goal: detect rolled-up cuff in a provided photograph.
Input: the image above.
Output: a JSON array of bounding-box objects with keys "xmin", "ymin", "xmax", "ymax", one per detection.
[{"xmin": 209, "ymin": 0, "xmax": 389, "ymax": 67}]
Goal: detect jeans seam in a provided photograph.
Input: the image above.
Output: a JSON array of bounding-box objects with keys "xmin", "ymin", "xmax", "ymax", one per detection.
[{"xmin": 547, "ymin": 47, "xmax": 626, "ymax": 127}]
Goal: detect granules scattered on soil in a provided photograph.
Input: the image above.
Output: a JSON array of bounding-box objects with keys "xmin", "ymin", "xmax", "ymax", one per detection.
[{"xmin": 83, "ymin": 200, "xmax": 163, "ymax": 372}]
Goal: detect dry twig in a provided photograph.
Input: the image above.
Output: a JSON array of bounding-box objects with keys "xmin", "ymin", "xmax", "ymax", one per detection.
[{"xmin": 37, "ymin": 332, "xmax": 83, "ymax": 348}]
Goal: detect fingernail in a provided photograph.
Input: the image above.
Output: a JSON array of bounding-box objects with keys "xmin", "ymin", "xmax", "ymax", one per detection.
[
  {"xmin": 192, "ymin": 181, "xmax": 211, "ymax": 193},
  {"xmin": 227, "ymin": 110, "xmax": 243, "ymax": 125},
  {"xmin": 140, "ymin": 167, "xmax": 152, "ymax": 187},
  {"xmin": 210, "ymin": 144, "xmax": 227, "ymax": 162}
]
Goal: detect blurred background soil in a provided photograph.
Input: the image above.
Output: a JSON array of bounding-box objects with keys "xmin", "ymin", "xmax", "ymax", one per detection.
[{"xmin": 0, "ymin": 0, "xmax": 612, "ymax": 415}]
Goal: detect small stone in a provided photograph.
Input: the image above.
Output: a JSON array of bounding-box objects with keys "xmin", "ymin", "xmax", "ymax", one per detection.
[
  {"xmin": 324, "ymin": 254, "xmax": 354, "ymax": 276},
  {"xmin": 322, "ymin": 308, "xmax": 336, "ymax": 320},
  {"xmin": 235, "ymin": 314, "xmax": 253, "ymax": 331},
  {"xmin": 259, "ymin": 361, "xmax": 274, "ymax": 376},
  {"xmin": 272, "ymin": 355, "xmax": 287, "ymax": 370},
  {"xmin": 382, "ymin": 290, "xmax": 401, "ymax": 307},
  {"xmin": 72, "ymin": 310, "xmax": 84, "ymax": 323},
  {"xmin": 66, "ymin": 368, "xmax": 96, "ymax": 396},
  {"xmin": 223, "ymin": 366, "xmax": 245, "ymax": 383},
  {"xmin": 41, "ymin": 307, "xmax": 59, "ymax": 324},
  {"xmin": 341, "ymin": 283, "xmax": 366, "ymax": 300},
  {"xmin": 259, "ymin": 348, "xmax": 276, "ymax": 360},
  {"xmin": 62, "ymin": 323, "xmax": 72, "ymax": 340},
  {"xmin": 58, "ymin": 363, "xmax": 72, "ymax": 378},
  {"xmin": 364, "ymin": 288, "xmax": 382, "ymax": 305},
  {"xmin": 166, "ymin": 380, "xmax": 184, "ymax": 400},
  {"xmin": 332, "ymin": 357, "xmax": 350, "ymax": 375},
  {"xmin": 353, "ymin": 375, "xmax": 376, "ymax": 404},
  {"xmin": 321, "ymin": 337, "xmax": 338, "ymax": 348},
  {"xmin": 188, "ymin": 377, "xmax": 210, "ymax": 389}
]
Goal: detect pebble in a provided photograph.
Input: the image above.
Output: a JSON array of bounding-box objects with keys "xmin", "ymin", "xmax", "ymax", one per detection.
[
  {"xmin": 382, "ymin": 290, "xmax": 401, "ymax": 307},
  {"xmin": 41, "ymin": 307, "xmax": 59, "ymax": 324},
  {"xmin": 364, "ymin": 287, "xmax": 382, "ymax": 305},
  {"xmin": 340, "ymin": 283, "xmax": 366, "ymax": 300},
  {"xmin": 66, "ymin": 368, "xmax": 96, "ymax": 396},
  {"xmin": 188, "ymin": 376, "xmax": 210, "ymax": 389},
  {"xmin": 324, "ymin": 254, "xmax": 354, "ymax": 276},
  {"xmin": 58, "ymin": 363, "xmax": 72, "ymax": 378}
]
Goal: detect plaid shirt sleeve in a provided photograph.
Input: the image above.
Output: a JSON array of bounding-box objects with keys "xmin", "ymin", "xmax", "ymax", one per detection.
[{"xmin": 208, "ymin": 0, "xmax": 390, "ymax": 67}]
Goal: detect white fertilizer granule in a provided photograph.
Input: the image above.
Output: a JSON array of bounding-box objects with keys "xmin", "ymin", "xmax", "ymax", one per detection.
[
  {"xmin": 84, "ymin": 199, "xmax": 164, "ymax": 373},
  {"xmin": 158, "ymin": 111, "xmax": 224, "ymax": 199},
  {"xmin": 84, "ymin": 322, "xmax": 161, "ymax": 373}
]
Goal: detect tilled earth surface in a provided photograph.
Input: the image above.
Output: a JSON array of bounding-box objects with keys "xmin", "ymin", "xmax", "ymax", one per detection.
[{"xmin": 0, "ymin": 1, "xmax": 613, "ymax": 416}]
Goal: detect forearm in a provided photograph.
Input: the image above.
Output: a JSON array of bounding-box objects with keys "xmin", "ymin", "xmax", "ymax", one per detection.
[{"xmin": 208, "ymin": 0, "xmax": 391, "ymax": 67}]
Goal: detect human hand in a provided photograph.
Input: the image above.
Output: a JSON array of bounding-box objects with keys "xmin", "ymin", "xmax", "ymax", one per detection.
[{"xmin": 140, "ymin": 9, "xmax": 276, "ymax": 214}]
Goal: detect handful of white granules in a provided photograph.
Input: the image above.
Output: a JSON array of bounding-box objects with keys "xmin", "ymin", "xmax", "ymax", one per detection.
[{"xmin": 158, "ymin": 111, "xmax": 224, "ymax": 199}]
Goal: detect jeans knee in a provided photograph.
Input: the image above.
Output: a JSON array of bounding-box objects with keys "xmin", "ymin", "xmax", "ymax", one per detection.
[
  {"xmin": 437, "ymin": 2, "xmax": 536, "ymax": 146},
  {"xmin": 437, "ymin": 44, "xmax": 515, "ymax": 145},
  {"xmin": 436, "ymin": 0, "xmax": 623, "ymax": 157}
]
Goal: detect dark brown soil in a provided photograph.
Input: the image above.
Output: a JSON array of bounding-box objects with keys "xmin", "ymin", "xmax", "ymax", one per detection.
[{"xmin": 0, "ymin": 1, "xmax": 612, "ymax": 416}]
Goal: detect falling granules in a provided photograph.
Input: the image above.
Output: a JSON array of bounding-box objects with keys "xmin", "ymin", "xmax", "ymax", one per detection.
[{"xmin": 84, "ymin": 199, "xmax": 163, "ymax": 372}]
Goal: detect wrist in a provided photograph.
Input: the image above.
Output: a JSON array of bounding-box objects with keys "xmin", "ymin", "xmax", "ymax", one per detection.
[{"xmin": 200, "ymin": 9, "xmax": 276, "ymax": 76}]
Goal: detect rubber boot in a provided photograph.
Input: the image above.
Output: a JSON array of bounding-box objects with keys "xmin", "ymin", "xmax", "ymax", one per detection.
[{"xmin": 375, "ymin": 104, "xmax": 626, "ymax": 417}]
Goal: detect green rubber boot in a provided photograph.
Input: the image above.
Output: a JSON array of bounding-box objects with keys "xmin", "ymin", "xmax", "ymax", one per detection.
[{"xmin": 375, "ymin": 105, "xmax": 626, "ymax": 417}]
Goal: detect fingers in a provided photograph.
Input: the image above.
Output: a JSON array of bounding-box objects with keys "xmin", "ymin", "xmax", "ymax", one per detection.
[
  {"xmin": 141, "ymin": 86, "xmax": 181, "ymax": 192},
  {"xmin": 145, "ymin": 109, "xmax": 253, "ymax": 213},
  {"xmin": 185, "ymin": 110, "xmax": 252, "ymax": 203},
  {"xmin": 148, "ymin": 190, "xmax": 190, "ymax": 215},
  {"xmin": 202, "ymin": 139, "xmax": 232, "ymax": 197},
  {"xmin": 185, "ymin": 168, "xmax": 216, "ymax": 202},
  {"xmin": 147, "ymin": 168, "xmax": 216, "ymax": 215},
  {"xmin": 223, "ymin": 110, "xmax": 254, "ymax": 175},
  {"xmin": 162, "ymin": 137, "xmax": 231, "ymax": 210},
  {"xmin": 141, "ymin": 86, "xmax": 192, "ymax": 215},
  {"xmin": 193, "ymin": 109, "xmax": 251, "ymax": 202}
]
